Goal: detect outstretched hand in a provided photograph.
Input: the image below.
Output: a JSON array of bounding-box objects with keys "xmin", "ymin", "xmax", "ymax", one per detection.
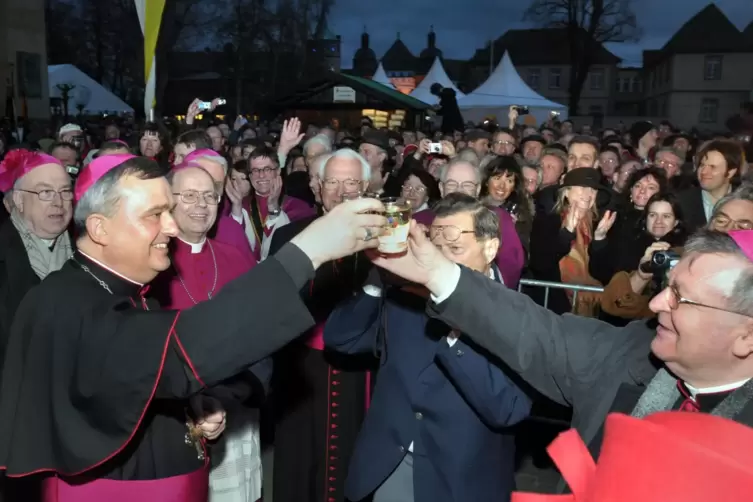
[
  {"xmin": 368, "ymin": 220, "xmax": 457, "ymax": 296},
  {"xmin": 291, "ymin": 197, "xmax": 387, "ymax": 269}
]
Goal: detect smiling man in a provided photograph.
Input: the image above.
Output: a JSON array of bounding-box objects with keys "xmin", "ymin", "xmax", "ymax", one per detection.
[
  {"xmin": 373, "ymin": 225, "xmax": 753, "ymax": 494},
  {"xmin": 0, "ymin": 153, "xmax": 388, "ymax": 501},
  {"xmin": 232, "ymin": 146, "xmax": 315, "ymax": 261}
]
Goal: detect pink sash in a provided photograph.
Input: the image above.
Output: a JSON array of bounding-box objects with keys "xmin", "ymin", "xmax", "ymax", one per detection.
[
  {"xmin": 42, "ymin": 466, "xmax": 208, "ymax": 502},
  {"xmin": 305, "ymin": 322, "xmax": 325, "ymax": 351}
]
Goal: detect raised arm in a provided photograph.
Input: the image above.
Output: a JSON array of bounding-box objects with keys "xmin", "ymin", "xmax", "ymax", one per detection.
[{"xmin": 426, "ymin": 266, "xmax": 636, "ymax": 407}]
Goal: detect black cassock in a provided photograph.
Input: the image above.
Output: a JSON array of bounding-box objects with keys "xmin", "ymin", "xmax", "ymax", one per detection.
[
  {"xmin": 0, "ymin": 244, "xmax": 315, "ymax": 484},
  {"xmin": 269, "ymin": 215, "xmax": 375, "ymax": 502}
]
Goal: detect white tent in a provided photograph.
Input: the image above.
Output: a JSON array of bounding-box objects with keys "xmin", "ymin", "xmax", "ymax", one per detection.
[
  {"xmin": 410, "ymin": 57, "xmax": 465, "ymax": 105},
  {"xmin": 371, "ymin": 62, "xmax": 396, "ymax": 89},
  {"xmin": 48, "ymin": 64, "xmax": 134, "ymax": 114},
  {"xmin": 458, "ymin": 51, "xmax": 566, "ymax": 124}
]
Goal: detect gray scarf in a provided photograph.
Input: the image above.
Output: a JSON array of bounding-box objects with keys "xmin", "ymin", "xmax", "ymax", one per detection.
[
  {"xmin": 10, "ymin": 210, "xmax": 73, "ymax": 280},
  {"xmin": 631, "ymin": 367, "xmax": 753, "ymax": 419}
]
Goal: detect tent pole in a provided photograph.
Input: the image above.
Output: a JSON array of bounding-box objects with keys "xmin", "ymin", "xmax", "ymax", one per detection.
[{"xmin": 489, "ymin": 38, "xmax": 494, "ymax": 77}]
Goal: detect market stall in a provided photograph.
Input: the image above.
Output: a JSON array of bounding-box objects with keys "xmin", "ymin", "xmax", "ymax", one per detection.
[{"xmin": 273, "ymin": 71, "xmax": 430, "ymax": 131}]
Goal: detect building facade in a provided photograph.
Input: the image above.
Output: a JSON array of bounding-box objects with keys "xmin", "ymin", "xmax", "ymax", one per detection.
[
  {"xmin": 643, "ymin": 4, "xmax": 753, "ymax": 130},
  {"xmin": 0, "ymin": 0, "xmax": 49, "ymax": 120}
]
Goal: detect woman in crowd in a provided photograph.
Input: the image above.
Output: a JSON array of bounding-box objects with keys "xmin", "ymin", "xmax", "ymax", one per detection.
[
  {"xmin": 285, "ymin": 152, "xmax": 306, "ymax": 175},
  {"xmin": 400, "ymin": 168, "xmax": 441, "ymax": 212},
  {"xmin": 589, "ymin": 167, "xmax": 667, "ymax": 284},
  {"xmin": 528, "ymin": 168, "xmax": 615, "ymax": 316},
  {"xmin": 425, "ymin": 153, "xmax": 449, "ymax": 179},
  {"xmin": 598, "ymin": 192, "xmax": 687, "ymax": 325},
  {"xmin": 480, "ymin": 156, "xmax": 535, "ymax": 249},
  {"xmin": 138, "ymin": 122, "xmax": 171, "ymax": 170}
]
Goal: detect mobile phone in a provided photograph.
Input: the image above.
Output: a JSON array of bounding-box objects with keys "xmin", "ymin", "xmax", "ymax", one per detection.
[
  {"xmin": 198, "ymin": 98, "xmax": 226, "ymax": 111},
  {"xmin": 429, "ymin": 142, "xmax": 442, "ymax": 153}
]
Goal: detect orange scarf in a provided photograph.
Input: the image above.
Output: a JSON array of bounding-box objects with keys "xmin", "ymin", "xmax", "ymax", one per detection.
[{"xmin": 558, "ymin": 212, "xmax": 602, "ymax": 317}]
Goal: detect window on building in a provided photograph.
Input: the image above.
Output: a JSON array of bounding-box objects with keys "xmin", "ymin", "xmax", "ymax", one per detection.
[
  {"xmin": 549, "ymin": 68, "xmax": 562, "ymax": 89},
  {"xmin": 615, "ymin": 77, "xmax": 622, "ymax": 92},
  {"xmin": 704, "ymin": 55, "xmax": 723, "ymax": 80},
  {"xmin": 699, "ymin": 98, "xmax": 719, "ymax": 123},
  {"xmin": 590, "ymin": 68, "xmax": 605, "ymax": 90},
  {"xmin": 589, "ymin": 105, "xmax": 603, "ymax": 116},
  {"xmin": 528, "ymin": 68, "xmax": 541, "ymax": 89},
  {"xmin": 621, "ymin": 77, "xmax": 631, "ymax": 93},
  {"xmin": 631, "ymin": 77, "xmax": 643, "ymax": 93}
]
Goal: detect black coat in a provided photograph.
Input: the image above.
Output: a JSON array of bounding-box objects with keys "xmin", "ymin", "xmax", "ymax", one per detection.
[{"xmin": 0, "ymin": 219, "xmax": 41, "ymax": 367}]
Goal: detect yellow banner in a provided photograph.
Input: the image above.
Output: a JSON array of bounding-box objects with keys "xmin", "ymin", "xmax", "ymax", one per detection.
[{"xmin": 143, "ymin": 0, "xmax": 166, "ymax": 86}]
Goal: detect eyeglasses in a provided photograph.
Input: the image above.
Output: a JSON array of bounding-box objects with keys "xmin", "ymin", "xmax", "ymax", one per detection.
[
  {"xmin": 710, "ymin": 214, "xmax": 753, "ymax": 231},
  {"xmin": 492, "ymin": 140, "xmax": 515, "ymax": 147},
  {"xmin": 322, "ymin": 178, "xmax": 361, "ymax": 193},
  {"xmin": 174, "ymin": 190, "xmax": 221, "ymax": 205},
  {"xmin": 666, "ymin": 285, "xmax": 753, "ymax": 318},
  {"xmin": 429, "ymin": 225, "xmax": 474, "ymax": 242},
  {"xmin": 443, "ymin": 181, "xmax": 478, "ymax": 193},
  {"xmin": 249, "ymin": 167, "xmax": 276, "ymax": 177},
  {"xmin": 401, "ymin": 184, "xmax": 426, "ymax": 195},
  {"xmin": 16, "ymin": 188, "xmax": 73, "ymax": 201}
]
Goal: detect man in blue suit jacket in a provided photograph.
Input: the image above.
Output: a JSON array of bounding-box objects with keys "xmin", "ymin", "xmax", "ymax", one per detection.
[{"xmin": 324, "ymin": 193, "xmax": 531, "ymax": 502}]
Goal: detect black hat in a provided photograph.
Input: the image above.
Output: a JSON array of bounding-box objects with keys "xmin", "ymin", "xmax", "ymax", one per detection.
[
  {"xmin": 629, "ymin": 121, "xmax": 656, "ymax": 146},
  {"xmin": 361, "ymin": 130, "xmax": 391, "ymax": 151},
  {"xmin": 465, "ymin": 129, "xmax": 491, "ymax": 142},
  {"xmin": 562, "ymin": 167, "xmax": 603, "ymax": 190},
  {"xmin": 521, "ymin": 134, "xmax": 547, "ymax": 147}
]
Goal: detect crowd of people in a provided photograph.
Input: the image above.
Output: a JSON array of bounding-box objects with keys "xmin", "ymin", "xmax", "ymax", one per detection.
[{"xmin": 1, "ymin": 96, "xmax": 753, "ymax": 502}]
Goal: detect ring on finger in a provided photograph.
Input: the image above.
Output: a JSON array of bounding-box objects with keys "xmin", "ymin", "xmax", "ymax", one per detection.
[{"xmin": 364, "ymin": 227, "xmax": 374, "ymax": 241}]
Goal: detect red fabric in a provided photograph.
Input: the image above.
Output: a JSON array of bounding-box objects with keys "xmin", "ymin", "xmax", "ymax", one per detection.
[
  {"xmin": 41, "ymin": 465, "xmax": 208, "ymax": 502},
  {"xmin": 677, "ymin": 380, "xmax": 700, "ymax": 412},
  {"xmin": 306, "ymin": 322, "xmax": 326, "ymax": 351},
  {"xmin": 512, "ymin": 412, "xmax": 753, "ymax": 502},
  {"xmin": 730, "ymin": 230, "xmax": 753, "ymax": 263},
  {"xmin": 0, "ymin": 149, "xmax": 62, "ymax": 192}
]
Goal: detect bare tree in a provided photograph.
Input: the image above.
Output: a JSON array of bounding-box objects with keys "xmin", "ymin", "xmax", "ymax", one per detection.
[{"xmin": 525, "ymin": 0, "xmax": 640, "ymax": 115}]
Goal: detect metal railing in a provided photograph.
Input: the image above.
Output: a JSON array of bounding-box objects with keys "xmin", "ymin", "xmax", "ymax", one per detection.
[{"xmin": 518, "ymin": 278, "xmax": 605, "ymax": 312}]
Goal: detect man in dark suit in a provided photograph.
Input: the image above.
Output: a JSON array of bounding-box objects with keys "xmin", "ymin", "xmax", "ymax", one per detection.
[
  {"xmin": 324, "ymin": 193, "xmax": 531, "ymax": 502},
  {"xmin": 677, "ymin": 140, "xmax": 742, "ymax": 234},
  {"xmin": 373, "ymin": 219, "xmax": 753, "ymax": 495}
]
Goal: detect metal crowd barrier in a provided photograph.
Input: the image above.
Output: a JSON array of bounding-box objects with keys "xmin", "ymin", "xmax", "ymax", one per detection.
[{"xmin": 518, "ymin": 278, "xmax": 605, "ymax": 312}]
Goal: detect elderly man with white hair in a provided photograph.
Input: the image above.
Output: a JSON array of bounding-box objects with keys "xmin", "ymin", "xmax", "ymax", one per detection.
[
  {"xmin": 269, "ymin": 149, "xmax": 375, "ymax": 502},
  {"xmin": 302, "ymin": 133, "xmax": 333, "ymax": 168},
  {"xmin": 175, "ymin": 149, "xmax": 255, "ymax": 259},
  {"xmin": 0, "ymin": 149, "xmax": 74, "ymax": 361}
]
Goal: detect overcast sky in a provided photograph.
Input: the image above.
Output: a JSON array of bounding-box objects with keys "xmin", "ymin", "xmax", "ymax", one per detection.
[{"xmin": 329, "ymin": 0, "xmax": 753, "ymax": 68}]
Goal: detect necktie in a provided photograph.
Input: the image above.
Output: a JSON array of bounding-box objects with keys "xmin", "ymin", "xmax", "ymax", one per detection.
[{"xmin": 676, "ymin": 380, "xmax": 700, "ymax": 412}]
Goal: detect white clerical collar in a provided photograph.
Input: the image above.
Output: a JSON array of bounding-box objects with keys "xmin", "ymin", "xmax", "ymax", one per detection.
[
  {"xmin": 416, "ymin": 202, "xmax": 429, "ymax": 212},
  {"xmin": 685, "ymin": 378, "xmax": 751, "ymax": 398},
  {"xmin": 178, "ymin": 236, "xmax": 206, "ymax": 254},
  {"xmin": 78, "ymin": 250, "xmax": 144, "ymax": 286}
]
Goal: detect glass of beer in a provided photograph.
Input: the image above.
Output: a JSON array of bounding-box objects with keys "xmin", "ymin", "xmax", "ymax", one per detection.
[
  {"xmin": 341, "ymin": 191, "xmax": 363, "ymax": 202},
  {"xmin": 378, "ymin": 197, "xmax": 412, "ymax": 256}
]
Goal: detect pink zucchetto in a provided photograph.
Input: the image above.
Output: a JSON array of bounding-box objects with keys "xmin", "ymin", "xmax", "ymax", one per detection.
[
  {"xmin": 730, "ymin": 230, "xmax": 753, "ymax": 263},
  {"xmin": 74, "ymin": 153, "xmax": 137, "ymax": 202},
  {"xmin": 0, "ymin": 149, "xmax": 63, "ymax": 192}
]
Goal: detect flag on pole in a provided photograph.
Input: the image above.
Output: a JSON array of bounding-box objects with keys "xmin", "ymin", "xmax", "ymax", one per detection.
[{"xmin": 134, "ymin": 0, "xmax": 166, "ymax": 120}]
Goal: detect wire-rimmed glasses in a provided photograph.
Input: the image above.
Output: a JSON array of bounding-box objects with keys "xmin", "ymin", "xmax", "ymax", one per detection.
[
  {"xmin": 173, "ymin": 190, "xmax": 221, "ymax": 205},
  {"xmin": 16, "ymin": 188, "xmax": 74, "ymax": 201}
]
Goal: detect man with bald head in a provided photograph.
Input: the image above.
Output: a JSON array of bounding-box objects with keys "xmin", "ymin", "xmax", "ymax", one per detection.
[
  {"xmin": 269, "ymin": 149, "xmax": 376, "ymax": 502},
  {"xmin": 412, "ymin": 158, "xmax": 525, "ymax": 287},
  {"xmin": 153, "ymin": 166, "xmax": 263, "ymax": 502}
]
